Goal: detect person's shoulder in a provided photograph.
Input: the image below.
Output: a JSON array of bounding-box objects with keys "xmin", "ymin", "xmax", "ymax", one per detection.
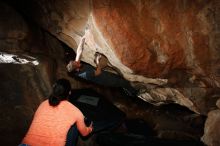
[
  {"xmin": 43, "ymin": 99, "xmax": 50, "ymax": 105},
  {"xmin": 35, "ymin": 99, "xmax": 49, "ymax": 113},
  {"xmin": 38, "ymin": 99, "xmax": 49, "ymax": 107},
  {"xmin": 37, "ymin": 100, "xmax": 50, "ymax": 110}
]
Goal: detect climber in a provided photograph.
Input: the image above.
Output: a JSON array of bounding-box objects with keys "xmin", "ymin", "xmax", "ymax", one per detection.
[
  {"xmin": 21, "ymin": 78, "xmax": 93, "ymax": 146},
  {"xmin": 66, "ymin": 29, "xmax": 137, "ymax": 97}
]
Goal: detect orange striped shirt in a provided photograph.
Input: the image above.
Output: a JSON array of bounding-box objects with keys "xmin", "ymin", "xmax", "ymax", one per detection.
[{"xmin": 22, "ymin": 100, "xmax": 91, "ymax": 146}]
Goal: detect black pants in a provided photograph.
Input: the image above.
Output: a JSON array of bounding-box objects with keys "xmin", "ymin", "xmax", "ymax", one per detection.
[{"xmin": 65, "ymin": 124, "xmax": 78, "ymax": 146}]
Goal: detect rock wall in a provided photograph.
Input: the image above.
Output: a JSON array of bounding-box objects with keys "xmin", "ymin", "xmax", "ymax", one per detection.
[
  {"xmin": 11, "ymin": 0, "xmax": 220, "ymax": 114},
  {"xmin": 4, "ymin": 0, "xmax": 220, "ymax": 114},
  {"xmin": 0, "ymin": 1, "xmax": 219, "ymax": 144},
  {"xmin": 202, "ymin": 98, "xmax": 220, "ymax": 146}
]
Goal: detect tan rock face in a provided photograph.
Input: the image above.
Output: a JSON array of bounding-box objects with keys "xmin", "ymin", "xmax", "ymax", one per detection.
[
  {"xmin": 202, "ymin": 109, "xmax": 220, "ymax": 146},
  {"xmin": 93, "ymin": 0, "xmax": 187, "ymax": 77},
  {"xmin": 92, "ymin": 0, "xmax": 220, "ymax": 78},
  {"xmin": 15, "ymin": 0, "xmax": 220, "ymax": 114},
  {"xmin": 202, "ymin": 99, "xmax": 220, "ymax": 146}
]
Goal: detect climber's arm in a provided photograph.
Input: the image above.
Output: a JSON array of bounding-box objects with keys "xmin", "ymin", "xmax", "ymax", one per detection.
[{"xmin": 75, "ymin": 36, "xmax": 86, "ymax": 62}]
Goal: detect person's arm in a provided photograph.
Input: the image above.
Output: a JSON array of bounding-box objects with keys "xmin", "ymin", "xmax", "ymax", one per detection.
[
  {"xmin": 75, "ymin": 36, "xmax": 86, "ymax": 62},
  {"xmin": 75, "ymin": 109, "xmax": 93, "ymax": 136},
  {"xmin": 66, "ymin": 32, "xmax": 87, "ymax": 72},
  {"xmin": 94, "ymin": 54, "xmax": 102, "ymax": 76},
  {"xmin": 94, "ymin": 65, "xmax": 102, "ymax": 76}
]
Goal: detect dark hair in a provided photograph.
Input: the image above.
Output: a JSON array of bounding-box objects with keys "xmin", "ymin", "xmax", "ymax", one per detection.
[{"xmin": 49, "ymin": 78, "xmax": 71, "ymax": 106}]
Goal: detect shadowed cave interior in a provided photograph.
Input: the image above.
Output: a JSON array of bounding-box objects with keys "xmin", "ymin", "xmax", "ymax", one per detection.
[{"xmin": 0, "ymin": 0, "xmax": 220, "ymax": 146}]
